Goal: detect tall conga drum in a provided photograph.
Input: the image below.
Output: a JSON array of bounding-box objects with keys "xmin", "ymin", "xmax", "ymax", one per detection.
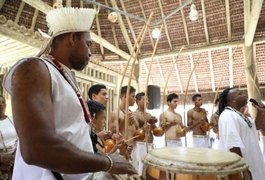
[{"xmin": 143, "ymin": 147, "xmax": 248, "ymax": 180}]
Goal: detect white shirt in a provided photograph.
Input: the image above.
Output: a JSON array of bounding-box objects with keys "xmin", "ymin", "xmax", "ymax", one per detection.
[
  {"xmin": 218, "ymin": 107, "xmax": 265, "ymax": 180},
  {"xmin": 0, "ymin": 117, "xmax": 17, "ymax": 150},
  {"xmin": 3, "ymin": 57, "xmax": 94, "ymax": 180}
]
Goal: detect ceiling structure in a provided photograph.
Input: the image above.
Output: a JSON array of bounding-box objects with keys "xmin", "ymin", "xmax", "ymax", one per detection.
[{"xmin": 1, "ymin": 0, "xmax": 265, "ymax": 100}]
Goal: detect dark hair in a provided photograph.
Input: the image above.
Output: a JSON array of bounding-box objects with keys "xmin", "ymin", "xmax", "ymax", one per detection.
[
  {"xmin": 167, "ymin": 93, "xmax": 179, "ymax": 102},
  {"xmin": 120, "ymin": 86, "xmax": 136, "ymax": 97},
  {"xmin": 218, "ymin": 88, "xmax": 234, "ymax": 115},
  {"xmin": 136, "ymin": 92, "xmax": 145, "ymax": 101},
  {"xmin": 87, "ymin": 100, "xmax": 106, "ymax": 119},
  {"xmin": 192, "ymin": 94, "xmax": 201, "ymax": 101},
  {"xmin": 88, "ymin": 84, "xmax": 107, "ymax": 100}
]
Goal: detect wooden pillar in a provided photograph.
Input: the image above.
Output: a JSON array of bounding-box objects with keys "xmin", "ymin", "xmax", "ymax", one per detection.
[{"xmin": 243, "ymin": 45, "xmax": 260, "ymax": 116}]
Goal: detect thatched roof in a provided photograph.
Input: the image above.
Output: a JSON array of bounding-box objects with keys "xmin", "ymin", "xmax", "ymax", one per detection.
[{"xmin": 1, "ymin": 0, "xmax": 265, "ymax": 98}]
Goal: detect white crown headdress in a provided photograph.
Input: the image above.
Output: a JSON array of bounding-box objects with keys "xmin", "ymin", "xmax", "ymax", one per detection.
[
  {"xmin": 37, "ymin": 7, "xmax": 96, "ymax": 56},
  {"xmin": 46, "ymin": 7, "xmax": 96, "ymax": 37}
]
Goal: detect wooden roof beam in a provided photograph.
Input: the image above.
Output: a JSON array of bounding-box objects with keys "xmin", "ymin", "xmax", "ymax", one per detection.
[
  {"xmin": 172, "ymin": 56, "xmax": 183, "ymax": 93},
  {"xmin": 157, "ymin": 0, "xmax": 173, "ymax": 49},
  {"xmin": 0, "ymin": 24, "xmax": 42, "ymax": 48},
  {"xmin": 110, "ymin": 0, "xmax": 134, "ymax": 55},
  {"xmin": 0, "ymin": 0, "xmax": 6, "ymax": 10},
  {"xmin": 141, "ymin": 36, "xmax": 265, "ymax": 60},
  {"xmin": 22, "ymin": 0, "xmax": 131, "ymax": 61},
  {"xmin": 104, "ymin": 0, "xmax": 119, "ymax": 48},
  {"xmin": 244, "ymin": 0, "xmax": 263, "ymax": 46},
  {"xmin": 93, "ymin": 4, "xmax": 104, "ymax": 57},
  {"xmin": 208, "ymin": 51, "xmax": 215, "ymax": 91},
  {"xmin": 30, "ymin": 9, "xmax": 39, "ymax": 30},
  {"xmin": 15, "ymin": 1, "xmax": 25, "ymax": 24},
  {"xmin": 190, "ymin": 54, "xmax": 199, "ymax": 93},
  {"xmin": 22, "ymin": 0, "xmax": 52, "ymax": 14},
  {"xmin": 201, "ymin": 0, "xmax": 209, "ymax": 44},
  {"xmin": 119, "ymin": 0, "xmax": 139, "ymax": 52},
  {"xmin": 138, "ymin": 0, "xmax": 155, "ymax": 48},
  {"xmin": 225, "ymin": 0, "xmax": 231, "ymax": 40},
  {"xmin": 179, "ymin": 0, "xmax": 190, "ymax": 45}
]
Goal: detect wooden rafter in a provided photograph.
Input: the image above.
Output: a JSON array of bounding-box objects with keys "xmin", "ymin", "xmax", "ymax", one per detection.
[
  {"xmin": 172, "ymin": 56, "xmax": 183, "ymax": 93},
  {"xmin": 190, "ymin": 54, "xmax": 198, "ymax": 93},
  {"xmin": 179, "ymin": 0, "xmax": 189, "ymax": 45},
  {"xmin": 93, "ymin": 4, "xmax": 104, "ymax": 57},
  {"xmin": 244, "ymin": 0, "xmax": 263, "ymax": 46},
  {"xmin": 119, "ymin": 0, "xmax": 139, "ymax": 51},
  {"xmin": 0, "ymin": 0, "xmax": 6, "ymax": 10},
  {"xmin": 0, "ymin": 24, "xmax": 42, "ymax": 48},
  {"xmin": 225, "ymin": 0, "xmax": 231, "ymax": 40},
  {"xmin": 30, "ymin": 9, "xmax": 39, "ymax": 30},
  {"xmin": 141, "ymin": 36, "xmax": 265, "ymax": 60},
  {"xmin": 201, "ymin": 0, "xmax": 209, "ymax": 44},
  {"xmin": 138, "ymin": 0, "xmax": 155, "ymax": 48},
  {"xmin": 208, "ymin": 51, "xmax": 215, "ymax": 91},
  {"xmin": 104, "ymin": 0, "xmax": 119, "ymax": 48},
  {"xmin": 21, "ymin": 0, "xmax": 131, "ymax": 60},
  {"xmin": 15, "ymin": 1, "xmax": 25, "ymax": 24},
  {"xmin": 110, "ymin": 0, "xmax": 134, "ymax": 54},
  {"xmin": 157, "ymin": 0, "xmax": 172, "ymax": 49}
]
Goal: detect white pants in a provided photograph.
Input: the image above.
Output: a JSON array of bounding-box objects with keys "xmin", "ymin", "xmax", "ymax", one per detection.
[
  {"xmin": 166, "ymin": 139, "xmax": 182, "ymax": 147},
  {"xmin": 192, "ymin": 135, "xmax": 209, "ymax": 148},
  {"xmin": 132, "ymin": 141, "xmax": 153, "ymax": 176}
]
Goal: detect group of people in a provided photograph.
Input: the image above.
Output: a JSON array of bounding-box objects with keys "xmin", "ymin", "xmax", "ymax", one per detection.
[{"xmin": 1, "ymin": 5, "xmax": 265, "ymax": 180}]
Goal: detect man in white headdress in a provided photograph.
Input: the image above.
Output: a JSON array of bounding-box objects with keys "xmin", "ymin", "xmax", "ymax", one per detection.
[{"xmin": 3, "ymin": 7, "xmax": 136, "ymax": 180}]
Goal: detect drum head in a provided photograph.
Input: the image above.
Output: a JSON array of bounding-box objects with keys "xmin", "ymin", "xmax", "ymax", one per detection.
[{"xmin": 143, "ymin": 147, "xmax": 248, "ymax": 176}]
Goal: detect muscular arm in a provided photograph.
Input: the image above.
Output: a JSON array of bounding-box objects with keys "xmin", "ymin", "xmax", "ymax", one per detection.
[{"xmin": 11, "ymin": 59, "xmax": 134, "ymax": 174}]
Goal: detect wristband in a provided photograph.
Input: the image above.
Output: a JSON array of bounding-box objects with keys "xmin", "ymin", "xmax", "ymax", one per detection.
[{"xmin": 105, "ymin": 155, "xmax": 113, "ymax": 173}]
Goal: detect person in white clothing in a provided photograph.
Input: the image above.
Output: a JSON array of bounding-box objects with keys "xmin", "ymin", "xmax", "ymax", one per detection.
[
  {"xmin": 0, "ymin": 95, "xmax": 17, "ymax": 180},
  {"xmin": 218, "ymin": 88, "xmax": 265, "ymax": 180},
  {"xmin": 2, "ymin": 7, "xmax": 136, "ymax": 180}
]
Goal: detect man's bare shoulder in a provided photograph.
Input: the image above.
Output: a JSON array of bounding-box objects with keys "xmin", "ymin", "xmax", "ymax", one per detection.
[{"xmin": 13, "ymin": 58, "xmax": 48, "ymax": 77}]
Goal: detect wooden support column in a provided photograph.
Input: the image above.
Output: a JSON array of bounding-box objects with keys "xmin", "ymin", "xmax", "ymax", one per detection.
[{"xmin": 243, "ymin": 0, "xmax": 263, "ymax": 106}]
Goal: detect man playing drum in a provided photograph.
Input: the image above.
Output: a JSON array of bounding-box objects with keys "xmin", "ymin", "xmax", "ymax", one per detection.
[
  {"xmin": 2, "ymin": 7, "xmax": 136, "ymax": 180},
  {"xmin": 187, "ymin": 94, "xmax": 210, "ymax": 148},
  {"xmin": 160, "ymin": 93, "xmax": 186, "ymax": 147}
]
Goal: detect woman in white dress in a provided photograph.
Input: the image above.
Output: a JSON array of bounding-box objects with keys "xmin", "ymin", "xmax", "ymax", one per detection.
[{"xmin": 0, "ymin": 95, "xmax": 17, "ymax": 180}]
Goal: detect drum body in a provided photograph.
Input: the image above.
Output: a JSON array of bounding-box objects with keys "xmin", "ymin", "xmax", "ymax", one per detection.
[{"xmin": 143, "ymin": 147, "xmax": 248, "ymax": 180}]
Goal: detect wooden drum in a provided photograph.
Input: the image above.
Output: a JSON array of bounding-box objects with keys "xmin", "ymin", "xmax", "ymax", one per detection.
[{"xmin": 142, "ymin": 147, "xmax": 248, "ymax": 180}]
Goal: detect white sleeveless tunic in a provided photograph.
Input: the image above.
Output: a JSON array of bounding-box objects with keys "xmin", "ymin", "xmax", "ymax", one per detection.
[{"xmin": 3, "ymin": 57, "xmax": 94, "ymax": 180}]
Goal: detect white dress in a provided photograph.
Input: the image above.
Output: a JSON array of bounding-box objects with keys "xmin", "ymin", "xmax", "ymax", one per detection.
[
  {"xmin": 3, "ymin": 57, "xmax": 94, "ymax": 180},
  {"xmin": 218, "ymin": 107, "xmax": 265, "ymax": 180}
]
